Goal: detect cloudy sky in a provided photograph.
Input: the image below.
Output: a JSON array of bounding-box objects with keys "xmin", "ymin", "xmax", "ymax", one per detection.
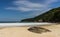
[{"xmin": 0, "ymin": 0, "xmax": 60, "ymax": 21}]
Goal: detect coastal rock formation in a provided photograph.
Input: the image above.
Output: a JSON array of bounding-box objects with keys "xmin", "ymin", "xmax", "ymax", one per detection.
[{"xmin": 28, "ymin": 27, "xmax": 51, "ymax": 34}]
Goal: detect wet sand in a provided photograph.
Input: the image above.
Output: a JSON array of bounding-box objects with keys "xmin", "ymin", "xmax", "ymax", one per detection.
[{"xmin": 0, "ymin": 24, "xmax": 60, "ymax": 37}]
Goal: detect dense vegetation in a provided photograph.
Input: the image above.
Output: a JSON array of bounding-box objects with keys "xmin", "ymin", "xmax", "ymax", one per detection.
[{"xmin": 21, "ymin": 7, "xmax": 60, "ymax": 23}]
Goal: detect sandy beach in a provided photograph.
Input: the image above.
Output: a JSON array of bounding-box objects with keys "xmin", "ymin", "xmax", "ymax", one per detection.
[{"xmin": 0, "ymin": 24, "xmax": 60, "ymax": 37}]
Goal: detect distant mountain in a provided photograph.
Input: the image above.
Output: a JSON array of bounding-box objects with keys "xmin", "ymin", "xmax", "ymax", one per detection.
[{"xmin": 21, "ymin": 7, "xmax": 60, "ymax": 23}]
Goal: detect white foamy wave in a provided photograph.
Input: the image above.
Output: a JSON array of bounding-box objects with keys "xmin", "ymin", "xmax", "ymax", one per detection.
[{"xmin": 0, "ymin": 23, "xmax": 54, "ymax": 27}]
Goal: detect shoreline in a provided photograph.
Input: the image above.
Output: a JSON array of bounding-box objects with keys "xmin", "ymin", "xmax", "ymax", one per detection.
[{"xmin": 0, "ymin": 23, "xmax": 55, "ymax": 27}]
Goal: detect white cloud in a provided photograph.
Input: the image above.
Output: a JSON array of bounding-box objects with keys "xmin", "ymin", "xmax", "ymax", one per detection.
[
  {"xmin": 14, "ymin": 1, "xmax": 44, "ymax": 8},
  {"xmin": 6, "ymin": 0, "xmax": 58, "ymax": 12},
  {"xmin": 46, "ymin": 0, "xmax": 58, "ymax": 4},
  {"xmin": 6, "ymin": 0, "xmax": 45, "ymax": 12}
]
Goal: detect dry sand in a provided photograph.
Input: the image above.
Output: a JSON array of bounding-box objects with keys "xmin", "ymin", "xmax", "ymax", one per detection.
[{"xmin": 0, "ymin": 24, "xmax": 60, "ymax": 37}]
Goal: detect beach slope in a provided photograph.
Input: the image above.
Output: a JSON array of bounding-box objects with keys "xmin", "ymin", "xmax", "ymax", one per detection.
[{"xmin": 0, "ymin": 24, "xmax": 60, "ymax": 37}]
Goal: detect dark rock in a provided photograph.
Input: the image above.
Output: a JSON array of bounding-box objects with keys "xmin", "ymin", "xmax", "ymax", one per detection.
[{"xmin": 28, "ymin": 27, "xmax": 51, "ymax": 34}]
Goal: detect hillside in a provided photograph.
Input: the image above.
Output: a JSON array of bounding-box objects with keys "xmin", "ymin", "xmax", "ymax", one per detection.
[{"xmin": 21, "ymin": 7, "xmax": 60, "ymax": 22}]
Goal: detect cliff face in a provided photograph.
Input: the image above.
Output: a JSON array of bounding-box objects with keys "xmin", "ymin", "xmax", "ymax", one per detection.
[{"xmin": 21, "ymin": 7, "xmax": 60, "ymax": 22}]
